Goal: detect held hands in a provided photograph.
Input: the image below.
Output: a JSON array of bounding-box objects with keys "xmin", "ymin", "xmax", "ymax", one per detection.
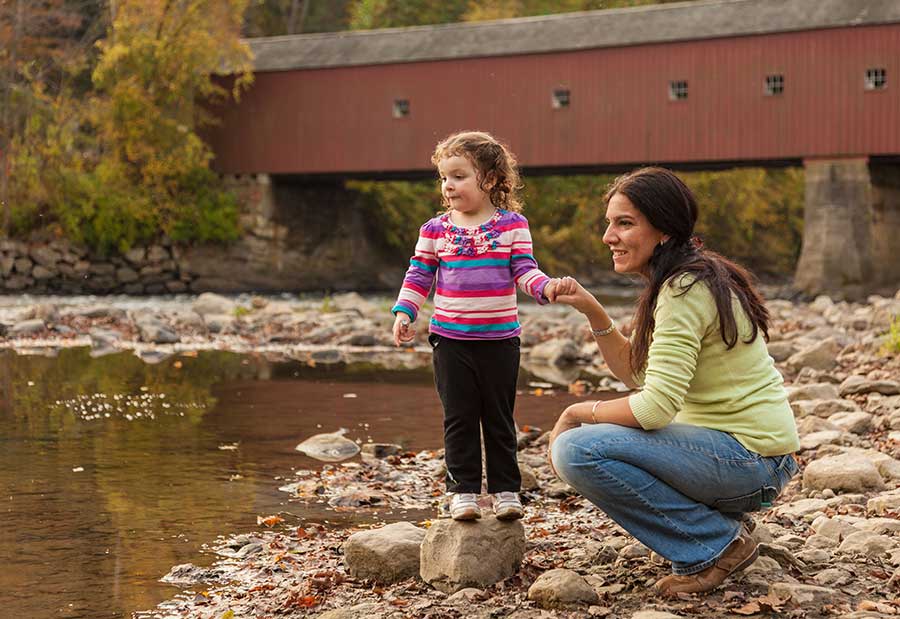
[
  {"xmin": 392, "ymin": 313, "xmax": 416, "ymax": 347},
  {"xmin": 549, "ymin": 276, "xmax": 602, "ymax": 315},
  {"xmin": 543, "ymin": 277, "xmax": 577, "ymax": 302}
]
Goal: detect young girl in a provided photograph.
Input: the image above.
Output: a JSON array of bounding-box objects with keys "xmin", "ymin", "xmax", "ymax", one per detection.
[{"xmin": 391, "ymin": 131, "xmax": 561, "ymax": 521}]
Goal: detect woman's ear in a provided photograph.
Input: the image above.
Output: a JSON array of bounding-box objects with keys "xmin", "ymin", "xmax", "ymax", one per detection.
[{"xmin": 659, "ymin": 235, "xmax": 670, "ymax": 246}]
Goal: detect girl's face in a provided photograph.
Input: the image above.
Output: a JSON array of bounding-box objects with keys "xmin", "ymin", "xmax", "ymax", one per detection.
[
  {"xmin": 437, "ymin": 155, "xmax": 493, "ymax": 217},
  {"xmin": 602, "ymin": 192, "xmax": 668, "ymax": 277}
]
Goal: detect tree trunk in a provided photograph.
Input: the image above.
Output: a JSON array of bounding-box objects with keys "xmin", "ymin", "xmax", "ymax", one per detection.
[{"xmin": 1, "ymin": 0, "xmax": 24, "ymax": 236}]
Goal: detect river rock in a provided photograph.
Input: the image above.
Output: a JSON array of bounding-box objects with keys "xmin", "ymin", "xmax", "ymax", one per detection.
[
  {"xmin": 631, "ymin": 612, "xmax": 685, "ymax": 619},
  {"xmin": 10, "ymin": 319, "xmax": 45, "ymax": 336},
  {"xmin": 203, "ymin": 313, "xmax": 236, "ymax": 334},
  {"xmin": 768, "ymin": 582, "xmax": 836, "ymax": 605},
  {"xmin": 295, "ymin": 430, "xmax": 360, "ymax": 462},
  {"xmin": 840, "ymin": 375, "xmax": 900, "ymax": 396},
  {"xmin": 766, "ymin": 340, "xmax": 795, "ymax": 362},
  {"xmin": 867, "ymin": 489, "xmax": 900, "ymax": 516},
  {"xmin": 838, "ymin": 531, "xmax": 897, "ymax": 557},
  {"xmin": 526, "ymin": 568, "xmax": 599, "ymax": 609},
  {"xmin": 420, "ymin": 517, "xmax": 525, "ymax": 593},
  {"xmin": 827, "ymin": 411, "xmax": 874, "ymax": 434},
  {"xmin": 135, "ymin": 317, "xmax": 180, "ymax": 344},
  {"xmin": 360, "ymin": 443, "xmax": 403, "ymax": 458},
  {"xmin": 343, "ymin": 522, "xmax": 426, "ymax": 583},
  {"xmin": 803, "ymin": 453, "xmax": 885, "ymax": 492},
  {"xmin": 528, "ymin": 339, "xmax": 580, "ymax": 366},
  {"xmin": 787, "ymin": 338, "xmax": 842, "ymax": 372},
  {"xmin": 799, "ymin": 430, "xmax": 847, "ymax": 450},
  {"xmin": 788, "ymin": 383, "xmax": 840, "ymax": 402},
  {"xmin": 192, "ymin": 292, "xmax": 236, "ymax": 317}
]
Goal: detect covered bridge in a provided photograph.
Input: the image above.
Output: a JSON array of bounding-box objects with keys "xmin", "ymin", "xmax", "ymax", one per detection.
[{"xmin": 205, "ymin": 0, "xmax": 900, "ymax": 296}]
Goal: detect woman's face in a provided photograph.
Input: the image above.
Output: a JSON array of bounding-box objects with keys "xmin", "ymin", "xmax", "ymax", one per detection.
[{"xmin": 602, "ymin": 192, "xmax": 668, "ymax": 277}]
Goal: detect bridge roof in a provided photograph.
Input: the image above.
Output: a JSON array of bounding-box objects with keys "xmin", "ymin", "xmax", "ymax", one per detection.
[{"xmin": 247, "ymin": 0, "xmax": 900, "ymax": 72}]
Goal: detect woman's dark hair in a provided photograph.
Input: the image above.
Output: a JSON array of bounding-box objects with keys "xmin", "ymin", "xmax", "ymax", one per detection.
[{"xmin": 604, "ymin": 167, "xmax": 771, "ymax": 376}]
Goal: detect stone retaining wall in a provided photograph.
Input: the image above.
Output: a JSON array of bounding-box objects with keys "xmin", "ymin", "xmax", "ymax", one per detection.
[{"xmin": 0, "ymin": 239, "xmax": 191, "ymax": 295}]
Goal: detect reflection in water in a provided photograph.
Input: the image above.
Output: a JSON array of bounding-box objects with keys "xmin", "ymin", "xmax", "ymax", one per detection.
[{"xmin": 0, "ymin": 348, "xmax": 588, "ymax": 618}]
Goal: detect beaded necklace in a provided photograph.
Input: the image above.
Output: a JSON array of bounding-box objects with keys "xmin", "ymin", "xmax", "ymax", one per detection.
[{"xmin": 439, "ymin": 209, "xmax": 504, "ymax": 257}]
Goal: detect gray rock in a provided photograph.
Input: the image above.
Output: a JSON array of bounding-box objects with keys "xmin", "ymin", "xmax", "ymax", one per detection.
[
  {"xmin": 360, "ymin": 443, "xmax": 403, "ymax": 458},
  {"xmin": 838, "ymin": 531, "xmax": 897, "ymax": 557},
  {"xmin": 867, "ymin": 490, "xmax": 900, "ymax": 517},
  {"xmin": 343, "ymin": 521, "xmax": 426, "ymax": 583},
  {"xmin": 420, "ymin": 517, "xmax": 525, "ymax": 593},
  {"xmin": 840, "ymin": 375, "xmax": 900, "ymax": 396},
  {"xmin": 799, "ymin": 430, "xmax": 847, "ymax": 450},
  {"xmin": 803, "ymin": 453, "xmax": 885, "ymax": 493},
  {"xmin": 528, "ymin": 339, "xmax": 580, "ymax": 366},
  {"xmin": 768, "ymin": 582, "xmax": 835, "ymax": 605},
  {"xmin": 788, "ymin": 382, "xmax": 840, "ymax": 402},
  {"xmin": 192, "ymin": 292, "xmax": 236, "ymax": 317},
  {"xmin": 827, "ymin": 410, "xmax": 874, "ymax": 434},
  {"xmin": 30, "ymin": 246, "xmax": 61, "ymax": 268},
  {"xmin": 136, "ymin": 317, "xmax": 180, "ymax": 344},
  {"xmin": 124, "ymin": 247, "xmax": 146, "ymax": 265},
  {"xmin": 13, "ymin": 257, "xmax": 33, "ymax": 274},
  {"xmin": 146, "ymin": 245, "xmax": 170, "ymax": 263},
  {"xmin": 295, "ymin": 430, "xmax": 360, "ymax": 462},
  {"xmin": 787, "ymin": 338, "xmax": 842, "ymax": 371},
  {"xmin": 766, "ymin": 340, "xmax": 795, "ymax": 362},
  {"xmin": 204, "ymin": 313, "xmax": 236, "ymax": 334},
  {"xmin": 32, "ymin": 265, "xmax": 54, "ymax": 280},
  {"xmin": 10, "ymin": 319, "xmax": 45, "ymax": 336},
  {"xmin": 526, "ymin": 568, "xmax": 599, "ymax": 608}
]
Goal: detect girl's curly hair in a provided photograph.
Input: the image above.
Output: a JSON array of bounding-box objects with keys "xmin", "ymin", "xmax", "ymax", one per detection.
[{"xmin": 431, "ymin": 131, "xmax": 524, "ymax": 212}]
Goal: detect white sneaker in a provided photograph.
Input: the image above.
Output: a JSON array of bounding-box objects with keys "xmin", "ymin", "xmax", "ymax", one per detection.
[
  {"xmin": 449, "ymin": 493, "xmax": 481, "ymax": 520},
  {"xmin": 493, "ymin": 492, "xmax": 524, "ymax": 520}
]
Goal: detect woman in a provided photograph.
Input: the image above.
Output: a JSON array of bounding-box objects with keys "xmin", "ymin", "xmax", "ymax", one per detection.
[{"xmin": 548, "ymin": 167, "xmax": 800, "ymax": 596}]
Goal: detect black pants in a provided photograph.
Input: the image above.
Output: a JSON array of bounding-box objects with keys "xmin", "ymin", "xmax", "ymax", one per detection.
[{"xmin": 430, "ymin": 333, "xmax": 521, "ymax": 493}]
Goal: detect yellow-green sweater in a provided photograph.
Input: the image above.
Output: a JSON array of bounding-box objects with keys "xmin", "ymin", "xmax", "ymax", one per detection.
[{"xmin": 628, "ymin": 275, "xmax": 800, "ymax": 456}]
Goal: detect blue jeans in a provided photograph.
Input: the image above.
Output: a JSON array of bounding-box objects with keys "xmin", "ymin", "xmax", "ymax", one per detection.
[{"xmin": 551, "ymin": 422, "xmax": 799, "ymax": 575}]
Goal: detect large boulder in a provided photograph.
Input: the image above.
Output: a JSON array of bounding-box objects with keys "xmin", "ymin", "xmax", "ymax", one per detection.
[
  {"xmin": 803, "ymin": 453, "xmax": 885, "ymax": 493},
  {"xmin": 420, "ymin": 517, "xmax": 525, "ymax": 593},
  {"xmin": 526, "ymin": 568, "xmax": 599, "ymax": 609},
  {"xmin": 343, "ymin": 522, "xmax": 426, "ymax": 583}
]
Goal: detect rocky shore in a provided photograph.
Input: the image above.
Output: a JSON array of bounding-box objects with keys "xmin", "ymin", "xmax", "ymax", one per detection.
[{"xmin": 5, "ymin": 288, "xmax": 900, "ymax": 618}]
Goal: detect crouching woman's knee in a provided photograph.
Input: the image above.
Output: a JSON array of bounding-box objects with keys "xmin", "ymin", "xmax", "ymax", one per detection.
[{"xmin": 550, "ymin": 424, "xmax": 594, "ymax": 489}]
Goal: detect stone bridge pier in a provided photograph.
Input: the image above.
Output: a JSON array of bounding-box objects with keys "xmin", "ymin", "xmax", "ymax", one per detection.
[{"xmin": 795, "ymin": 158, "xmax": 900, "ymax": 299}]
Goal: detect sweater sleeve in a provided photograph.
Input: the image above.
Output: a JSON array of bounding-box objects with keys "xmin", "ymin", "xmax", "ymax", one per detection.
[
  {"xmin": 508, "ymin": 215, "xmax": 551, "ymax": 304},
  {"xmin": 628, "ymin": 277, "xmax": 716, "ymax": 430},
  {"xmin": 391, "ymin": 223, "xmax": 438, "ymax": 322}
]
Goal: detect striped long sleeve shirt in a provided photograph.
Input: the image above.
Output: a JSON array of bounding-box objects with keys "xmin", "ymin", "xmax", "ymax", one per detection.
[{"xmin": 391, "ymin": 209, "xmax": 551, "ymax": 340}]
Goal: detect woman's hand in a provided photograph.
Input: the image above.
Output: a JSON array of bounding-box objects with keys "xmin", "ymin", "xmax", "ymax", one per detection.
[
  {"xmin": 553, "ymin": 277, "xmax": 603, "ymax": 315},
  {"xmin": 547, "ymin": 408, "xmax": 581, "ymax": 476},
  {"xmin": 392, "ymin": 314, "xmax": 415, "ymax": 347}
]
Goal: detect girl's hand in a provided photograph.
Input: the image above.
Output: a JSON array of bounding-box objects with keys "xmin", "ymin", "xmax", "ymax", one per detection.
[
  {"xmin": 553, "ymin": 277, "xmax": 602, "ymax": 315},
  {"xmin": 392, "ymin": 314, "xmax": 415, "ymax": 347},
  {"xmin": 544, "ymin": 276, "xmax": 577, "ymax": 303}
]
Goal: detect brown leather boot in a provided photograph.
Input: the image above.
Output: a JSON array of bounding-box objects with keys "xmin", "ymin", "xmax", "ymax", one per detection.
[{"xmin": 654, "ymin": 529, "xmax": 759, "ymax": 596}]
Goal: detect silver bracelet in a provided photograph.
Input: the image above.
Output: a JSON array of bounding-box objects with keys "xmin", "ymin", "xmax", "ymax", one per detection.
[{"xmin": 591, "ymin": 322, "xmax": 616, "ymax": 337}]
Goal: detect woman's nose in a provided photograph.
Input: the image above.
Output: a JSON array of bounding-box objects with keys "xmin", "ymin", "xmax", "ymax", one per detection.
[{"xmin": 602, "ymin": 224, "xmax": 615, "ymax": 245}]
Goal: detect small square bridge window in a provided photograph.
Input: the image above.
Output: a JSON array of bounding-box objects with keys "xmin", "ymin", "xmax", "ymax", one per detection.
[
  {"xmin": 865, "ymin": 68, "xmax": 886, "ymax": 91},
  {"xmin": 392, "ymin": 99, "xmax": 410, "ymax": 118},
  {"xmin": 765, "ymin": 74, "xmax": 784, "ymax": 96},
  {"xmin": 669, "ymin": 80, "xmax": 688, "ymax": 101},
  {"xmin": 552, "ymin": 88, "xmax": 570, "ymax": 108}
]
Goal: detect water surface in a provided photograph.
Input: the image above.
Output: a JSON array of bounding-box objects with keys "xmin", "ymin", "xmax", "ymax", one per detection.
[{"xmin": 0, "ymin": 348, "xmax": 590, "ymax": 618}]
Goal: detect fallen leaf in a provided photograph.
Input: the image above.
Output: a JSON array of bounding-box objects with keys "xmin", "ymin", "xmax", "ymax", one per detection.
[
  {"xmin": 257, "ymin": 514, "xmax": 285, "ymax": 527},
  {"xmin": 733, "ymin": 602, "xmax": 761, "ymax": 615}
]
